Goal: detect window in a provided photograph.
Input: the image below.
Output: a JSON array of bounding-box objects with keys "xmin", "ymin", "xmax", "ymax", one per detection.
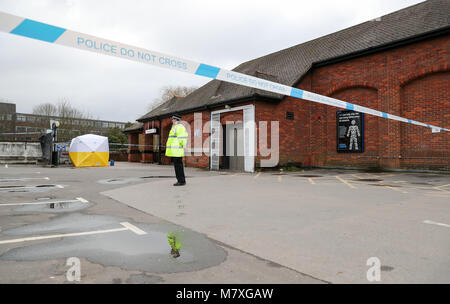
[
  {"xmin": 286, "ymin": 112, "xmax": 294, "ymax": 120},
  {"xmin": 17, "ymin": 114, "xmax": 26, "ymax": 121}
]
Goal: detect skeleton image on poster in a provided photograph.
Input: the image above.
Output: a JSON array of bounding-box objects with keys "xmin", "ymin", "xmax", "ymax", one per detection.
[
  {"xmin": 347, "ymin": 120, "xmax": 361, "ymax": 150},
  {"xmin": 337, "ymin": 111, "xmax": 364, "ymax": 153}
]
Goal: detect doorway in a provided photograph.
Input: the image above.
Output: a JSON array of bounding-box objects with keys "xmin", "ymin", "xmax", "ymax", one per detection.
[
  {"xmin": 210, "ymin": 105, "xmax": 255, "ymax": 172},
  {"xmin": 221, "ymin": 122, "xmax": 244, "ymax": 171}
]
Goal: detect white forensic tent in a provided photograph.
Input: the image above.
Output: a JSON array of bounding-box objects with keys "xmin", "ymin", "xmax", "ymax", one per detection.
[{"xmin": 69, "ymin": 134, "xmax": 109, "ymax": 167}]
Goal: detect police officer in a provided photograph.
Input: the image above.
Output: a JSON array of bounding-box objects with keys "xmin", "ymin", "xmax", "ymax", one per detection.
[{"xmin": 166, "ymin": 115, "xmax": 188, "ymax": 186}]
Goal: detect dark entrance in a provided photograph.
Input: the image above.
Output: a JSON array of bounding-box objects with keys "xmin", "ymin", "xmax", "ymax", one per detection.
[{"xmin": 220, "ymin": 122, "xmax": 244, "ymax": 171}]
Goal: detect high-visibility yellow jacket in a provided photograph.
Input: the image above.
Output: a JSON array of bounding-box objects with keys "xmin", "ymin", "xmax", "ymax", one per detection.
[{"xmin": 165, "ymin": 123, "xmax": 188, "ymax": 157}]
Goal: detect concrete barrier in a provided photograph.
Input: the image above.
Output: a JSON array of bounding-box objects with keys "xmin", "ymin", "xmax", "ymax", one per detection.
[{"xmin": 0, "ymin": 142, "xmax": 42, "ymax": 164}]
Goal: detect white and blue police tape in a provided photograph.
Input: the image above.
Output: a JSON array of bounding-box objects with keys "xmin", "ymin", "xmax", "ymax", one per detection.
[{"xmin": 0, "ymin": 11, "xmax": 448, "ymax": 133}]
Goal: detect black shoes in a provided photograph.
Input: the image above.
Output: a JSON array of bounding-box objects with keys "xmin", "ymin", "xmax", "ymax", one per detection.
[{"xmin": 173, "ymin": 182, "xmax": 186, "ymax": 186}]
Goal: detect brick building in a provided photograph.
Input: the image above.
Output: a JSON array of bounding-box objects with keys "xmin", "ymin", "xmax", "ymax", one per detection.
[
  {"xmin": 126, "ymin": 0, "xmax": 450, "ymax": 171},
  {"xmin": 0, "ymin": 102, "xmax": 128, "ymax": 142}
]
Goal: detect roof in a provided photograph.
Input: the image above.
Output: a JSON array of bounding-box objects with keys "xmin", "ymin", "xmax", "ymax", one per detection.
[
  {"xmin": 138, "ymin": 0, "xmax": 450, "ymax": 121},
  {"xmin": 123, "ymin": 122, "xmax": 143, "ymax": 133}
]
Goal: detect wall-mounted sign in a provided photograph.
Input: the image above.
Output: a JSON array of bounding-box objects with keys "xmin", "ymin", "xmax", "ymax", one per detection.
[
  {"xmin": 145, "ymin": 128, "xmax": 157, "ymax": 134},
  {"xmin": 337, "ymin": 110, "xmax": 364, "ymax": 153}
]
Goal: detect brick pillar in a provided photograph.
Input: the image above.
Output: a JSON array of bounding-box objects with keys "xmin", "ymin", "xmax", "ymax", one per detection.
[
  {"xmin": 128, "ymin": 133, "xmax": 140, "ymax": 162},
  {"xmin": 379, "ymin": 54, "xmax": 401, "ymax": 169}
]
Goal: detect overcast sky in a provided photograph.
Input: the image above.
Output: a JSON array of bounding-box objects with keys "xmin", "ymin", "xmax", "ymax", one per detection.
[{"xmin": 0, "ymin": 0, "xmax": 424, "ymax": 122}]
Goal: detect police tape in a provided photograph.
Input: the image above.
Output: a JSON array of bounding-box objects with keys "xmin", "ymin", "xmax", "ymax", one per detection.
[{"xmin": 0, "ymin": 11, "xmax": 448, "ymax": 133}]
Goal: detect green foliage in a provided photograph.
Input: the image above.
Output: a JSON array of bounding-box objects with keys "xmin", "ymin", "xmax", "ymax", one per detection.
[
  {"xmin": 106, "ymin": 127, "xmax": 128, "ymax": 149},
  {"xmin": 167, "ymin": 233, "xmax": 182, "ymax": 250},
  {"xmin": 286, "ymin": 166, "xmax": 301, "ymax": 171}
]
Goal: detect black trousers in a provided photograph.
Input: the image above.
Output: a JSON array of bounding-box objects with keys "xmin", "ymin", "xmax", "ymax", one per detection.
[{"xmin": 172, "ymin": 157, "xmax": 185, "ymax": 184}]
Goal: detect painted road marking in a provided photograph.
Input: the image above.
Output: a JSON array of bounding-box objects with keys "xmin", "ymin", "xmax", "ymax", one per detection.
[
  {"xmin": 0, "ymin": 222, "xmax": 146, "ymax": 245},
  {"xmin": 434, "ymin": 184, "xmax": 450, "ymax": 194},
  {"xmin": 382, "ymin": 185, "xmax": 408, "ymax": 194},
  {"xmin": 119, "ymin": 222, "xmax": 147, "ymax": 235},
  {"xmin": 0, "ymin": 197, "xmax": 88, "ymax": 207},
  {"xmin": 278, "ymin": 175, "xmax": 282, "ymax": 182},
  {"xmin": 308, "ymin": 178, "xmax": 316, "ymax": 185},
  {"xmin": 423, "ymin": 220, "xmax": 450, "ymax": 228},
  {"xmin": 335, "ymin": 176, "xmax": 356, "ymax": 189},
  {"xmin": 0, "ymin": 184, "xmax": 64, "ymax": 191},
  {"xmin": 0, "ymin": 177, "xmax": 50, "ymax": 182},
  {"xmin": 254, "ymin": 172, "xmax": 262, "ymax": 179}
]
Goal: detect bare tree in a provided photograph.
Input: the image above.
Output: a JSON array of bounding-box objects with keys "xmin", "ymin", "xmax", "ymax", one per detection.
[
  {"xmin": 148, "ymin": 85, "xmax": 198, "ymax": 111},
  {"xmin": 33, "ymin": 99, "xmax": 92, "ymax": 119},
  {"xmin": 32, "ymin": 103, "xmax": 58, "ymax": 116},
  {"xmin": 32, "ymin": 99, "xmax": 94, "ymax": 141}
]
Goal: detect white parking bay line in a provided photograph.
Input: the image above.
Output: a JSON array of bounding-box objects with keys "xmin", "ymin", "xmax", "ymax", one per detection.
[
  {"xmin": 0, "ymin": 227, "xmax": 128, "ymax": 245},
  {"xmin": 383, "ymin": 185, "xmax": 408, "ymax": 194},
  {"xmin": 120, "ymin": 222, "xmax": 147, "ymax": 235},
  {"xmin": 423, "ymin": 220, "xmax": 450, "ymax": 228},
  {"xmin": 0, "ymin": 222, "xmax": 147, "ymax": 245},
  {"xmin": 308, "ymin": 178, "xmax": 316, "ymax": 185},
  {"xmin": 0, "ymin": 197, "xmax": 89, "ymax": 207}
]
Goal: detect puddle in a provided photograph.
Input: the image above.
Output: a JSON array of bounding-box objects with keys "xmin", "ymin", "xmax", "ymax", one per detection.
[
  {"xmin": 14, "ymin": 201, "xmax": 92, "ymax": 213},
  {"xmin": 97, "ymin": 177, "xmax": 141, "ymax": 185},
  {"xmin": 369, "ymin": 184, "xmax": 401, "ymax": 188},
  {"xmin": 141, "ymin": 176, "xmax": 176, "ymax": 179},
  {"xmin": 0, "ymin": 185, "xmax": 63, "ymax": 193},
  {"xmin": 0, "ymin": 178, "xmax": 47, "ymax": 183},
  {"xmin": 354, "ymin": 179, "xmax": 383, "ymax": 182},
  {"xmin": 0, "ymin": 213, "xmax": 227, "ymax": 274},
  {"xmin": 98, "ymin": 176, "xmax": 188, "ymax": 185},
  {"xmin": 295, "ymin": 175, "xmax": 323, "ymax": 178}
]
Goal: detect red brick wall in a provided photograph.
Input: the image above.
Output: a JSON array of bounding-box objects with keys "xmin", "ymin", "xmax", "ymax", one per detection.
[
  {"xmin": 262, "ymin": 34, "xmax": 450, "ymax": 170},
  {"xmin": 127, "ymin": 133, "xmax": 140, "ymax": 162},
  {"xmin": 134, "ymin": 35, "xmax": 449, "ymax": 171}
]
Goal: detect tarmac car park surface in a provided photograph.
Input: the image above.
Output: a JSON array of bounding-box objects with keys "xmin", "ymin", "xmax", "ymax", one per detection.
[{"xmin": 0, "ymin": 162, "xmax": 449, "ymax": 283}]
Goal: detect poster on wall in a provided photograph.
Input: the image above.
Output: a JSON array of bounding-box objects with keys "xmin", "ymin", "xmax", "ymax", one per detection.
[{"xmin": 337, "ymin": 110, "xmax": 364, "ymax": 153}]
